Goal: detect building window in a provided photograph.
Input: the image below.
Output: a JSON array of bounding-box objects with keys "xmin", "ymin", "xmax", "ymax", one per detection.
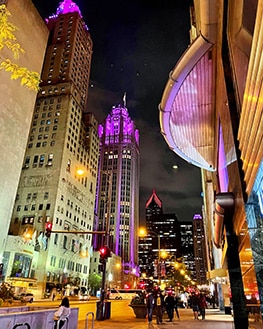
[
  {"xmin": 54, "ymin": 234, "xmax": 58, "ymax": 245},
  {"xmin": 63, "ymin": 236, "xmax": 67, "ymax": 249},
  {"xmin": 47, "ymin": 154, "xmax": 53, "ymax": 166},
  {"xmin": 39, "ymin": 154, "xmax": 45, "ymax": 166}
]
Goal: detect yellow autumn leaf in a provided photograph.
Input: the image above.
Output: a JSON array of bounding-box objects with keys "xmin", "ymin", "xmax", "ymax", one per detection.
[{"xmin": 0, "ymin": 5, "xmax": 41, "ymax": 92}]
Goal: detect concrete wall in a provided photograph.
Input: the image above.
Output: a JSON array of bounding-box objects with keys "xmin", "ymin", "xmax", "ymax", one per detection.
[
  {"xmin": 0, "ymin": 0, "xmax": 48, "ymax": 260},
  {"xmin": 0, "ymin": 307, "xmax": 78, "ymax": 329}
]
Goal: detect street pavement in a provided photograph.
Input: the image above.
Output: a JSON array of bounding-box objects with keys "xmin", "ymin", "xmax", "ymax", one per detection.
[{"xmin": 78, "ymin": 305, "xmax": 237, "ymax": 329}]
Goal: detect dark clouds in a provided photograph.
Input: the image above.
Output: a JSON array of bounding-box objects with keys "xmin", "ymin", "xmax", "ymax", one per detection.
[{"xmin": 32, "ymin": 0, "xmax": 202, "ymax": 221}]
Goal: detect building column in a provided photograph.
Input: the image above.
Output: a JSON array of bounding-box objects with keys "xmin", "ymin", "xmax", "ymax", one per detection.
[
  {"xmin": 215, "ymin": 193, "xmax": 248, "ymax": 329},
  {"xmin": 225, "ymin": 225, "xmax": 249, "ymax": 329}
]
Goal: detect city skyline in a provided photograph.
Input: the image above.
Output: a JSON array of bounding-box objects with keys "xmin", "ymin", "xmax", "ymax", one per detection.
[{"xmin": 32, "ymin": 0, "xmax": 203, "ymax": 222}]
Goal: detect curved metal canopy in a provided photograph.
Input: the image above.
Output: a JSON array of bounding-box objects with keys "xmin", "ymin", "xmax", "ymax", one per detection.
[{"xmin": 159, "ymin": 35, "xmax": 217, "ymax": 171}]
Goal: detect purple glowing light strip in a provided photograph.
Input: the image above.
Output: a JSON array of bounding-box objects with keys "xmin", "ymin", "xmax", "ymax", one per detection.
[
  {"xmin": 193, "ymin": 214, "xmax": 202, "ymax": 220},
  {"xmin": 218, "ymin": 125, "xmax": 229, "ymax": 192},
  {"xmin": 56, "ymin": 0, "xmax": 82, "ymax": 17}
]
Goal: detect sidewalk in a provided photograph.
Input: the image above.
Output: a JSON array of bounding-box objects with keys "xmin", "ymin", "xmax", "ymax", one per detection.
[{"xmin": 78, "ymin": 307, "xmax": 235, "ymax": 329}]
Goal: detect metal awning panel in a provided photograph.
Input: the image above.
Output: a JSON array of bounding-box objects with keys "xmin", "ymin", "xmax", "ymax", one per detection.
[{"xmin": 160, "ymin": 36, "xmax": 217, "ymax": 171}]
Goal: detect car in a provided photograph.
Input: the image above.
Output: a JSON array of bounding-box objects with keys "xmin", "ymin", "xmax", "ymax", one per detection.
[
  {"xmin": 107, "ymin": 289, "xmax": 122, "ymax": 300},
  {"xmin": 79, "ymin": 293, "xmax": 90, "ymax": 301},
  {"xmin": 19, "ymin": 293, "xmax": 34, "ymax": 303}
]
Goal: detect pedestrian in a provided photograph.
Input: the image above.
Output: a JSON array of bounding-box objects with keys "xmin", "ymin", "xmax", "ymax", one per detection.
[
  {"xmin": 198, "ymin": 292, "xmax": 207, "ymax": 320},
  {"xmin": 165, "ymin": 291, "xmax": 175, "ymax": 322},
  {"xmin": 53, "ymin": 296, "xmax": 71, "ymax": 329},
  {"xmin": 190, "ymin": 292, "xmax": 200, "ymax": 320},
  {"xmin": 146, "ymin": 291, "xmax": 155, "ymax": 324},
  {"xmin": 174, "ymin": 293, "xmax": 180, "ymax": 319},
  {"xmin": 155, "ymin": 291, "xmax": 164, "ymax": 324}
]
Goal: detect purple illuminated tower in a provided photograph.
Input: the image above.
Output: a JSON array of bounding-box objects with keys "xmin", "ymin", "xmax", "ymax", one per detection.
[{"xmin": 94, "ymin": 102, "xmax": 140, "ymax": 275}]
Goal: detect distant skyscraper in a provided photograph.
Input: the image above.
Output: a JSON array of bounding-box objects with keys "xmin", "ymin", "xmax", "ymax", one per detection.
[
  {"xmin": 139, "ymin": 190, "xmax": 181, "ymax": 278},
  {"xmin": 193, "ymin": 214, "xmax": 208, "ymax": 284},
  {"xmin": 5, "ymin": 0, "xmax": 99, "ymax": 298},
  {"xmin": 179, "ymin": 221, "xmax": 195, "ymax": 280},
  {"xmin": 94, "ymin": 103, "xmax": 140, "ymax": 278}
]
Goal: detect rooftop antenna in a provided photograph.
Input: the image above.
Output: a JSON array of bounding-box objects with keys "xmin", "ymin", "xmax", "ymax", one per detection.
[{"xmin": 123, "ymin": 92, "xmax": 127, "ymax": 107}]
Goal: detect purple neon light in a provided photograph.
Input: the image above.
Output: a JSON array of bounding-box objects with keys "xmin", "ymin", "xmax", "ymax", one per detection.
[
  {"xmin": 56, "ymin": 0, "xmax": 82, "ymax": 17},
  {"xmin": 218, "ymin": 125, "xmax": 229, "ymax": 192},
  {"xmin": 193, "ymin": 214, "xmax": 202, "ymax": 220},
  {"xmin": 101, "ymin": 105, "xmax": 139, "ymax": 146}
]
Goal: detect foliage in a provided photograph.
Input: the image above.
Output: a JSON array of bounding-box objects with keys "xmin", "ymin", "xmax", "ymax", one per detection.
[
  {"xmin": 0, "ymin": 4, "xmax": 41, "ymax": 91},
  {"xmin": 0, "ymin": 282, "xmax": 15, "ymax": 301},
  {"xmin": 88, "ymin": 273, "xmax": 102, "ymax": 294},
  {"xmin": 165, "ymin": 261, "xmax": 193, "ymax": 290}
]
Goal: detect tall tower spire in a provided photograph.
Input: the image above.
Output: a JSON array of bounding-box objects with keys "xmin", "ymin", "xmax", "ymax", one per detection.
[
  {"xmin": 56, "ymin": 0, "xmax": 82, "ymax": 17},
  {"xmin": 123, "ymin": 92, "xmax": 127, "ymax": 108}
]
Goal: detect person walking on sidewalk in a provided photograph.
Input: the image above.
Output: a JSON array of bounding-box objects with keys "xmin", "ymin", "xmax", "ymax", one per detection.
[
  {"xmin": 190, "ymin": 292, "xmax": 200, "ymax": 320},
  {"xmin": 199, "ymin": 292, "xmax": 207, "ymax": 320},
  {"xmin": 165, "ymin": 291, "xmax": 175, "ymax": 322},
  {"xmin": 174, "ymin": 293, "xmax": 180, "ymax": 319},
  {"xmin": 146, "ymin": 291, "xmax": 155, "ymax": 324},
  {"xmin": 155, "ymin": 291, "xmax": 164, "ymax": 324}
]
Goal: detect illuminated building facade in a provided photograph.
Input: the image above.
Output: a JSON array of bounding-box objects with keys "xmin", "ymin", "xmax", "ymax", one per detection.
[
  {"xmin": 4, "ymin": 0, "xmax": 99, "ymax": 298},
  {"xmin": 94, "ymin": 103, "xmax": 140, "ymax": 283},
  {"xmin": 192, "ymin": 214, "xmax": 207, "ymax": 284},
  {"xmin": 179, "ymin": 221, "xmax": 195, "ymax": 281},
  {"xmin": 0, "ymin": 0, "xmax": 48, "ymax": 276},
  {"xmin": 159, "ymin": 0, "xmax": 263, "ymax": 327},
  {"xmin": 139, "ymin": 190, "xmax": 181, "ymax": 279}
]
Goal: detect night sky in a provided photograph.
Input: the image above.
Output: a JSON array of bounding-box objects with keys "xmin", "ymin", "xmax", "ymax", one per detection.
[{"xmin": 31, "ymin": 0, "xmax": 202, "ymax": 222}]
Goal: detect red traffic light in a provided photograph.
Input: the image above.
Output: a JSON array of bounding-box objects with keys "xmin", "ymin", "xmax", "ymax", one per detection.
[
  {"xmin": 99, "ymin": 246, "xmax": 111, "ymax": 259},
  {"xmin": 45, "ymin": 222, "xmax": 52, "ymax": 238}
]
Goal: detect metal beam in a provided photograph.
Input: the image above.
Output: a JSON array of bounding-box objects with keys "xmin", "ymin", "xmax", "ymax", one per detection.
[{"xmin": 51, "ymin": 230, "xmax": 106, "ymax": 235}]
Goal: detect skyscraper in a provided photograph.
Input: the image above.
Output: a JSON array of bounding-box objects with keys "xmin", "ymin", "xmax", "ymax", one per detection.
[
  {"xmin": 193, "ymin": 214, "xmax": 208, "ymax": 284},
  {"xmin": 5, "ymin": 0, "xmax": 99, "ymax": 298},
  {"xmin": 179, "ymin": 221, "xmax": 195, "ymax": 281},
  {"xmin": 139, "ymin": 190, "xmax": 181, "ymax": 279},
  {"xmin": 0, "ymin": 0, "xmax": 48, "ymax": 271},
  {"xmin": 94, "ymin": 103, "xmax": 140, "ymax": 281}
]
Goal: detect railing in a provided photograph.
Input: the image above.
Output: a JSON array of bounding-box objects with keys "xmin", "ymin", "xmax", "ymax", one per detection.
[{"xmin": 85, "ymin": 312, "xmax": 94, "ymax": 329}]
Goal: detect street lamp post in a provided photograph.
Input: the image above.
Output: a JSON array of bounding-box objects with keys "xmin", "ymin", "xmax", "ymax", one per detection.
[
  {"xmin": 157, "ymin": 234, "xmax": 161, "ymax": 285},
  {"xmin": 97, "ymin": 171, "xmax": 112, "ymax": 321}
]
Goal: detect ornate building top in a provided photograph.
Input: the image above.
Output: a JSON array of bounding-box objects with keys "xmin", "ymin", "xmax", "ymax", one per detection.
[{"xmin": 56, "ymin": 0, "xmax": 82, "ymax": 17}]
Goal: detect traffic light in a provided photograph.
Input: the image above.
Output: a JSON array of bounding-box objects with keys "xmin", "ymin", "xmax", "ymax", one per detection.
[
  {"xmin": 99, "ymin": 246, "xmax": 111, "ymax": 262},
  {"xmin": 45, "ymin": 222, "xmax": 52, "ymax": 238}
]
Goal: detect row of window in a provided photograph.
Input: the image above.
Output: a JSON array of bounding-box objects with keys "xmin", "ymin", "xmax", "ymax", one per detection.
[
  {"xmin": 16, "ymin": 192, "xmax": 49, "ymax": 201},
  {"xmin": 17, "ymin": 203, "xmax": 51, "ymax": 212},
  {"xmin": 24, "ymin": 154, "xmax": 53, "ymax": 167}
]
